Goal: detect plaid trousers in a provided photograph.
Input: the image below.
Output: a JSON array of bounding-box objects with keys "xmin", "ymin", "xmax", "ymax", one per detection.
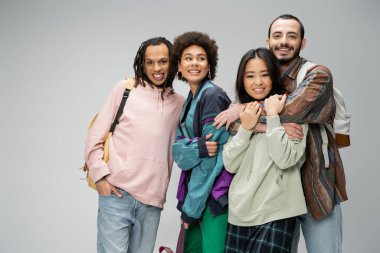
[{"xmin": 225, "ymin": 217, "xmax": 296, "ymax": 253}]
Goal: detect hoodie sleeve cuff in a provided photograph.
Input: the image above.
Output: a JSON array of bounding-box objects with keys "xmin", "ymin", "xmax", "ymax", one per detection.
[
  {"xmin": 89, "ymin": 166, "xmax": 111, "ymax": 184},
  {"xmin": 235, "ymin": 126, "xmax": 254, "ymax": 141},
  {"xmin": 266, "ymin": 115, "xmax": 281, "ymax": 132}
]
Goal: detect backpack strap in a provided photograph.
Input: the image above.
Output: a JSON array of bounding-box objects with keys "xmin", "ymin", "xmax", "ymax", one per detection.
[
  {"xmin": 296, "ymin": 61, "xmax": 316, "ymax": 87},
  {"xmin": 319, "ymin": 125, "xmax": 330, "ymax": 168},
  {"xmin": 109, "ymin": 78, "xmax": 134, "ymax": 133}
]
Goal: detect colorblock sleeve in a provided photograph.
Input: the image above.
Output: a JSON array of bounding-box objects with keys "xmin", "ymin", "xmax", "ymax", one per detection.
[
  {"xmin": 181, "ymin": 88, "xmax": 231, "ymax": 222},
  {"xmin": 266, "ymin": 116, "xmax": 308, "ymax": 169},
  {"xmin": 172, "ymin": 127, "xmax": 203, "ymax": 170},
  {"xmin": 280, "ymin": 66, "xmax": 335, "ymax": 124}
]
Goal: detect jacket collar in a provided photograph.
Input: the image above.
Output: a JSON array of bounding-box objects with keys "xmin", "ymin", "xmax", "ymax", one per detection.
[
  {"xmin": 192, "ymin": 78, "xmax": 210, "ymax": 98},
  {"xmin": 282, "ymin": 57, "xmax": 307, "ymax": 80}
]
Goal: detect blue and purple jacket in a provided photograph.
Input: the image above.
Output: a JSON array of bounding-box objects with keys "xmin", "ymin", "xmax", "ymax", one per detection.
[{"xmin": 172, "ymin": 79, "xmax": 233, "ymax": 223}]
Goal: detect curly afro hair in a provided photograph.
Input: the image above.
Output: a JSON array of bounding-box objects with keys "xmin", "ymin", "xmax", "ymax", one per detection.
[{"xmin": 171, "ymin": 31, "xmax": 218, "ymax": 81}]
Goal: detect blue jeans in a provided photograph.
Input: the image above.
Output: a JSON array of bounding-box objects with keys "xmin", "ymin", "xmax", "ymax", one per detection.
[
  {"xmin": 97, "ymin": 189, "xmax": 161, "ymax": 253},
  {"xmin": 291, "ymin": 203, "xmax": 342, "ymax": 253}
]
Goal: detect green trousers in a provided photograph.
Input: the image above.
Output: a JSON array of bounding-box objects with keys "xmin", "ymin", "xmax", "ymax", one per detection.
[{"xmin": 184, "ymin": 206, "xmax": 228, "ymax": 253}]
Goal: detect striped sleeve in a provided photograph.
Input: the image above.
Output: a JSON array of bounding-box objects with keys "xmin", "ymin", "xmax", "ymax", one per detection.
[{"xmin": 280, "ymin": 65, "xmax": 335, "ymax": 124}]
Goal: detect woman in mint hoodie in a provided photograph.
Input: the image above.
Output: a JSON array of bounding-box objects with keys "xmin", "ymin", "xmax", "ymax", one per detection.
[
  {"xmin": 171, "ymin": 31, "xmax": 233, "ymax": 253},
  {"xmin": 223, "ymin": 48, "xmax": 308, "ymax": 253}
]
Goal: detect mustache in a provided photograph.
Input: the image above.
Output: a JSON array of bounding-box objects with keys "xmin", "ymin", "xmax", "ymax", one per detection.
[{"xmin": 276, "ymin": 43, "xmax": 294, "ymax": 50}]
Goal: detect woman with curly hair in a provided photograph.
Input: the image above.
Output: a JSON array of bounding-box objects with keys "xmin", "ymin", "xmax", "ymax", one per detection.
[{"xmin": 171, "ymin": 31, "xmax": 233, "ymax": 253}]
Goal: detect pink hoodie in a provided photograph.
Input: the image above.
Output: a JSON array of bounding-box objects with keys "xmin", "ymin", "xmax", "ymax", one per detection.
[{"xmin": 85, "ymin": 80, "xmax": 184, "ymax": 208}]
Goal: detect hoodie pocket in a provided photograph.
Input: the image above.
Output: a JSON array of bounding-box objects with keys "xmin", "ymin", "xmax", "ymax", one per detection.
[{"xmin": 123, "ymin": 156, "xmax": 170, "ymax": 197}]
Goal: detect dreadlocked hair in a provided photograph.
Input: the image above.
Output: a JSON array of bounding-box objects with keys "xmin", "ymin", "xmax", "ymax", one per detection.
[{"xmin": 133, "ymin": 37, "xmax": 175, "ymax": 99}]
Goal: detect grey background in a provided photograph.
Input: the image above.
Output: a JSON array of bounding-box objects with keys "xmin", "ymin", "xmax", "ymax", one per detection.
[{"xmin": 1, "ymin": 0, "xmax": 379, "ymax": 252}]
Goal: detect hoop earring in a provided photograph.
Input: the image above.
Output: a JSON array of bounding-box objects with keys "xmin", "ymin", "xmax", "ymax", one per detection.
[{"xmin": 208, "ymin": 70, "xmax": 211, "ymax": 79}]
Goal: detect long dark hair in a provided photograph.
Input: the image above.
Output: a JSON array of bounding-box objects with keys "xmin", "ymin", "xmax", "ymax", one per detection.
[
  {"xmin": 133, "ymin": 37, "xmax": 175, "ymax": 95},
  {"xmin": 235, "ymin": 48, "xmax": 285, "ymax": 103}
]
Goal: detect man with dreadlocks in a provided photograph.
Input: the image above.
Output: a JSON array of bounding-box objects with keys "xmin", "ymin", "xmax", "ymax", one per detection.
[{"xmin": 85, "ymin": 37, "xmax": 185, "ymax": 253}]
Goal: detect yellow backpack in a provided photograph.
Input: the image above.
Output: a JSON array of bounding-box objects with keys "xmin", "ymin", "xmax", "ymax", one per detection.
[{"xmin": 83, "ymin": 78, "xmax": 134, "ymax": 189}]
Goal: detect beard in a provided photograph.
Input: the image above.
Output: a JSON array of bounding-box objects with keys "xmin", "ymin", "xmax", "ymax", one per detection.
[{"xmin": 269, "ymin": 44, "xmax": 301, "ymax": 65}]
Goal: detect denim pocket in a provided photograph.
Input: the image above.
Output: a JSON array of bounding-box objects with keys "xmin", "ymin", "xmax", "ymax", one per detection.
[{"xmin": 98, "ymin": 192, "xmax": 114, "ymax": 197}]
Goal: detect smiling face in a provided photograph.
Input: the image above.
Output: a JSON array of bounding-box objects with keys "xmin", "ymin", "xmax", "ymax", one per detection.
[
  {"xmin": 243, "ymin": 57, "xmax": 272, "ymax": 100},
  {"xmin": 143, "ymin": 43, "xmax": 170, "ymax": 86},
  {"xmin": 266, "ymin": 18, "xmax": 306, "ymax": 68},
  {"xmin": 178, "ymin": 45, "xmax": 209, "ymax": 87}
]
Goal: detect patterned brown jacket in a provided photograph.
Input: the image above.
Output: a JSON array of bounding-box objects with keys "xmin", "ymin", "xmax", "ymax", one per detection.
[{"xmin": 280, "ymin": 57, "xmax": 348, "ymax": 220}]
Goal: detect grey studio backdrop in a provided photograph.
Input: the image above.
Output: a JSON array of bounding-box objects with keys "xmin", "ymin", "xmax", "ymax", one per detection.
[{"xmin": 1, "ymin": 0, "xmax": 379, "ymax": 252}]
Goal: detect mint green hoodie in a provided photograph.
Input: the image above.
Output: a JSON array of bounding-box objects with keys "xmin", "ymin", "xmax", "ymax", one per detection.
[{"xmin": 223, "ymin": 116, "xmax": 308, "ymax": 226}]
